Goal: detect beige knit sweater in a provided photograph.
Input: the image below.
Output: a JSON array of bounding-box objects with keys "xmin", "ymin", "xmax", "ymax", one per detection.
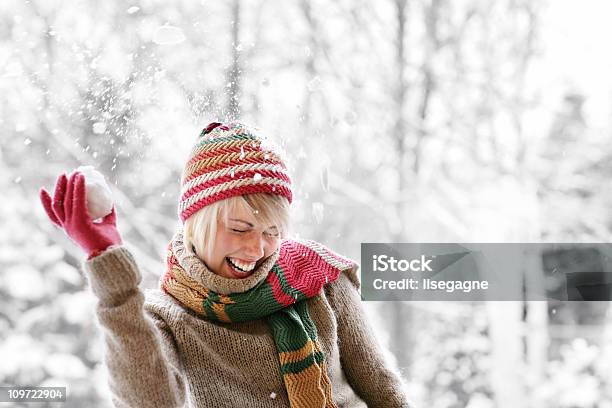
[{"xmin": 83, "ymin": 241, "xmax": 412, "ymax": 408}]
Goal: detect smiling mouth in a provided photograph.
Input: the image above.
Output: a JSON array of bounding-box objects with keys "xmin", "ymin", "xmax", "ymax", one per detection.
[{"xmin": 226, "ymin": 257, "xmax": 256, "ymax": 275}]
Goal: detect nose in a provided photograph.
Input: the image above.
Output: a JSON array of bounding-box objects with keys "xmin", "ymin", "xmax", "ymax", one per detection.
[{"xmin": 243, "ymin": 234, "xmax": 265, "ymax": 259}]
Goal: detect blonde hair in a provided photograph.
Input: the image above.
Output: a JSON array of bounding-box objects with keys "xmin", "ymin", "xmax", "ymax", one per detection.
[{"xmin": 183, "ymin": 193, "xmax": 290, "ymax": 261}]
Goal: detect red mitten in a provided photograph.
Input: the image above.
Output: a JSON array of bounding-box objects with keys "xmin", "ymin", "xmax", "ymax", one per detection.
[{"xmin": 40, "ymin": 171, "xmax": 123, "ymax": 259}]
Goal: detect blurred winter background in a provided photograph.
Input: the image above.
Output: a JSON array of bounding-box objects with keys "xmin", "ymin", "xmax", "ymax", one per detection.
[{"xmin": 2, "ymin": 0, "xmax": 612, "ymax": 406}]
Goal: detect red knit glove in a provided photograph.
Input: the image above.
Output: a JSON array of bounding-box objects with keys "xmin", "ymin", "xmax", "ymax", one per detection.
[{"xmin": 40, "ymin": 171, "xmax": 123, "ymax": 260}]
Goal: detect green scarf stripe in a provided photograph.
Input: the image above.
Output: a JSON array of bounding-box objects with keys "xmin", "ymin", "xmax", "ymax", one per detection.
[
  {"xmin": 268, "ymin": 307, "xmax": 310, "ymax": 353},
  {"xmin": 202, "ymin": 291, "xmax": 223, "ymax": 320},
  {"xmin": 196, "ymin": 133, "xmax": 258, "ymax": 147},
  {"xmin": 271, "ymin": 264, "xmax": 308, "ymax": 302},
  {"xmin": 295, "ymin": 301, "xmax": 319, "ymax": 341},
  {"xmin": 222, "ymin": 282, "xmax": 278, "ymax": 322},
  {"xmin": 280, "ymin": 351, "xmax": 325, "ymax": 375}
]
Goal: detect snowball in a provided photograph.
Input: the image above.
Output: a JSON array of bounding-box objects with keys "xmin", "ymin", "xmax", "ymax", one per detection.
[{"xmin": 75, "ymin": 165, "xmax": 114, "ymax": 220}]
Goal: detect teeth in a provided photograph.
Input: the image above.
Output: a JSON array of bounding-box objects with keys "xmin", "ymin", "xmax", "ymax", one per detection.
[{"xmin": 228, "ymin": 257, "xmax": 256, "ymax": 272}]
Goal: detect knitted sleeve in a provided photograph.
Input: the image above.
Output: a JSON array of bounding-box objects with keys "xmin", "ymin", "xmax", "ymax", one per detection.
[
  {"xmin": 83, "ymin": 246, "xmax": 185, "ymax": 408},
  {"xmin": 324, "ymin": 266, "xmax": 414, "ymax": 408}
]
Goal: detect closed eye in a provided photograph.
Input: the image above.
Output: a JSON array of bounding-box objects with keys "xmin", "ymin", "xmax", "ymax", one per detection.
[{"xmin": 264, "ymin": 227, "xmax": 280, "ymax": 237}]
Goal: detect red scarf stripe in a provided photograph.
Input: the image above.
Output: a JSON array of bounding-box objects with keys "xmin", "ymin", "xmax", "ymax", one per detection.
[
  {"xmin": 266, "ymin": 266, "xmax": 297, "ymax": 307},
  {"xmin": 180, "ymin": 169, "xmax": 291, "ymax": 202},
  {"xmin": 277, "ymin": 243, "xmax": 342, "ymax": 298}
]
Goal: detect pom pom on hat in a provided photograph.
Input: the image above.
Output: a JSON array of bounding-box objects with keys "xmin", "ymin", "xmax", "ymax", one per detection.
[{"xmin": 178, "ymin": 122, "xmax": 292, "ymax": 223}]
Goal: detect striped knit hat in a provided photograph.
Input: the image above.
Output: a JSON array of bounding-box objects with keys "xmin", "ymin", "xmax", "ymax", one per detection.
[{"xmin": 178, "ymin": 122, "xmax": 293, "ymax": 223}]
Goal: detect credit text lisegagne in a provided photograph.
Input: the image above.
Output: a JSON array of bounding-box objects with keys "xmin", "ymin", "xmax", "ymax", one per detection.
[{"xmin": 371, "ymin": 255, "xmax": 489, "ymax": 293}]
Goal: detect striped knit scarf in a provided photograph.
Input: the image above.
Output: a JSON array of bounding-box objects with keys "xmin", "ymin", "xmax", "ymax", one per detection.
[{"xmin": 160, "ymin": 236, "xmax": 356, "ymax": 408}]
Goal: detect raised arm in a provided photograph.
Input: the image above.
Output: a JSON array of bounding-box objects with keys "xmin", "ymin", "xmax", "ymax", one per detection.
[{"xmin": 40, "ymin": 172, "xmax": 185, "ymax": 407}]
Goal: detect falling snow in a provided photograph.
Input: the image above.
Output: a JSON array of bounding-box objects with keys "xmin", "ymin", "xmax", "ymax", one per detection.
[{"xmin": 3, "ymin": 2, "xmax": 612, "ymax": 407}]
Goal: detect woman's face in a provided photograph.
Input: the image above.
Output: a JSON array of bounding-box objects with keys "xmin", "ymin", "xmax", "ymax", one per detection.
[{"xmin": 201, "ymin": 205, "xmax": 281, "ymax": 279}]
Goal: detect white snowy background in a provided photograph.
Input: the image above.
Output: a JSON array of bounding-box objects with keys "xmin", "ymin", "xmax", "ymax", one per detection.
[{"xmin": 2, "ymin": 0, "xmax": 612, "ymax": 407}]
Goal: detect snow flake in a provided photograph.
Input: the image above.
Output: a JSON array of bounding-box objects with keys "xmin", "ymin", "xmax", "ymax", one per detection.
[
  {"xmin": 240, "ymin": 145, "xmax": 245, "ymax": 159},
  {"xmin": 253, "ymin": 173, "xmax": 262, "ymax": 182},
  {"xmin": 23, "ymin": 138, "xmax": 31, "ymax": 146},
  {"xmin": 127, "ymin": 6, "xmax": 140, "ymax": 14},
  {"xmin": 270, "ymin": 392, "xmax": 277, "ymax": 399}
]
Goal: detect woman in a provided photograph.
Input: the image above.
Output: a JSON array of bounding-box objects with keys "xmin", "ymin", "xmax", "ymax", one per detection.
[{"xmin": 39, "ymin": 122, "xmax": 412, "ymax": 408}]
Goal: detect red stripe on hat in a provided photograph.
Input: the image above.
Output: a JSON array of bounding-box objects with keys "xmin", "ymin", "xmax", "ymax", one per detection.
[
  {"xmin": 180, "ymin": 169, "xmax": 292, "ymax": 202},
  {"xmin": 183, "ymin": 156, "xmax": 287, "ymax": 185},
  {"xmin": 180, "ymin": 184, "xmax": 293, "ymax": 222}
]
